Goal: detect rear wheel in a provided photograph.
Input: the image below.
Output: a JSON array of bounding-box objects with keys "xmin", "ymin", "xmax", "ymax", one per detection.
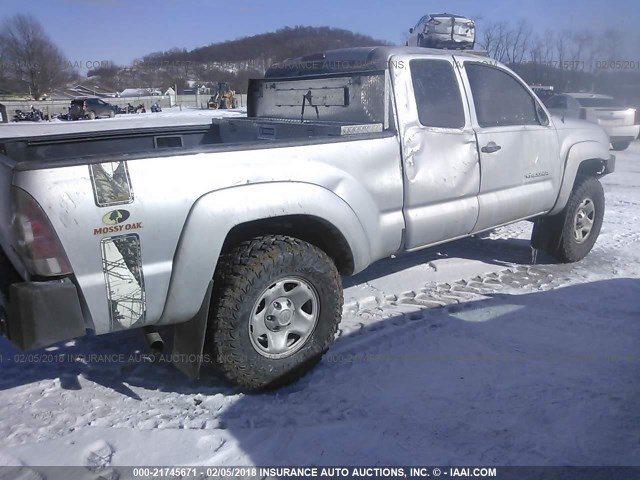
[
  {"xmin": 108, "ymin": 109, "xmax": 115, "ymax": 118},
  {"xmin": 611, "ymin": 141, "xmax": 630, "ymax": 151},
  {"xmin": 206, "ymin": 235, "xmax": 343, "ymax": 390}
]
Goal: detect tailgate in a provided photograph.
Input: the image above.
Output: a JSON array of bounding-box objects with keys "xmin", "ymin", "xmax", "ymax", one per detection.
[
  {"xmin": 431, "ymin": 16, "xmax": 474, "ymax": 38},
  {"xmin": 0, "ymin": 153, "xmax": 15, "ymax": 259},
  {"xmin": 0, "ymin": 153, "xmax": 26, "ymax": 282},
  {"xmin": 453, "ymin": 18, "xmax": 474, "ymax": 37},
  {"xmin": 0, "ymin": 154, "xmax": 27, "ymax": 306}
]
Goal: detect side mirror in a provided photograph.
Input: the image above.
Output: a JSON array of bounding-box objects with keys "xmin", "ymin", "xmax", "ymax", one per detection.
[
  {"xmin": 409, "ymin": 28, "xmax": 414, "ymax": 34},
  {"xmin": 536, "ymin": 104, "xmax": 550, "ymax": 126}
]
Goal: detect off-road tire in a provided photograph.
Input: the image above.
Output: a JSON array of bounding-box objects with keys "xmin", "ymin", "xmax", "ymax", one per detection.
[
  {"xmin": 206, "ymin": 235, "xmax": 343, "ymax": 390},
  {"xmin": 555, "ymin": 176, "xmax": 605, "ymax": 263},
  {"xmin": 611, "ymin": 141, "xmax": 630, "ymax": 151}
]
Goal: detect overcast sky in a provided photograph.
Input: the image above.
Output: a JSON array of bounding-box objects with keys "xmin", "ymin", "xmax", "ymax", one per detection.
[{"xmin": 2, "ymin": 0, "xmax": 638, "ymax": 67}]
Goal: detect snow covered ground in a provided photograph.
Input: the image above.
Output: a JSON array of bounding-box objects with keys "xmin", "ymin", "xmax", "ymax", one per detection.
[
  {"xmin": 0, "ymin": 115, "xmax": 639, "ymax": 477},
  {"xmin": 0, "ymin": 107, "xmax": 246, "ymax": 138}
]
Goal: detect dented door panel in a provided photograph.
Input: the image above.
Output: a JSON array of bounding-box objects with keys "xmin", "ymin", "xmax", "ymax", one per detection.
[{"xmin": 391, "ymin": 54, "xmax": 480, "ymax": 249}]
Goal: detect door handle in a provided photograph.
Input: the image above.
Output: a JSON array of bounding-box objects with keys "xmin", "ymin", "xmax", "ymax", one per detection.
[{"xmin": 481, "ymin": 142, "xmax": 502, "ymax": 154}]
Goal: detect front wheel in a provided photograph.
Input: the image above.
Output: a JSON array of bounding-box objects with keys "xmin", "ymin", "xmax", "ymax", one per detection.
[
  {"xmin": 555, "ymin": 176, "xmax": 605, "ymax": 262},
  {"xmin": 206, "ymin": 235, "xmax": 343, "ymax": 390},
  {"xmin": 611, "ymin": 141, "xmax": 630, "ymax": 151}
]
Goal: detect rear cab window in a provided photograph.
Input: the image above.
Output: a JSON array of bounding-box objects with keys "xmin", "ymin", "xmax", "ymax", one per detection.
[{"xmin": 410, "ymin": 59, "xmax": 466, "ymax": 129}]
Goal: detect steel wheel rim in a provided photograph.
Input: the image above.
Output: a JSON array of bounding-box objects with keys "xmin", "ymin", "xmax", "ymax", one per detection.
[
  {"xmin": 248, "ymin": 276, "xmax": 320, "ymax": 359},
  {"xmin": 573, "ymin": 197, "xmax": 595, "ymax": 244}
]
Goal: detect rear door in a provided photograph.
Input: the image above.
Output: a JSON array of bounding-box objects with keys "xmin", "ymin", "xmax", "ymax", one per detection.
[
  {"xmin": 392, "ymin": 54, "xmax": 480, "ymax": 249},
  {"xmin": 456, "ymin": 59, "xmax": 561, "ymax": 231}
]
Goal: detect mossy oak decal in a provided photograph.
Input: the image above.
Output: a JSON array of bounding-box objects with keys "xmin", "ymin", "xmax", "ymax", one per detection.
[
  {"xmin": 100, "ymin": 234, "xmax": 146, "ymax": 329},
  {"xmin": 89, "ymin": 161, "xmax": 134, "ymax": 207},
  {"xmin": 102, "ymin": 209, "xmax": 131, "ymax": 225}
]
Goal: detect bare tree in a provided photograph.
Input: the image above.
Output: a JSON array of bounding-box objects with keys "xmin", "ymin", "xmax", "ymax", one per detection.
[
  {"xmin": 505, "ymin": 19, "xmax": 532, "ymax": 64},
  {"xmin": 600, "ymin": 28, "xmax": 622, "ymax": 62},
  {"xmin": 478, "ymin": 20, "xmax": 510, "ymax": 63},
  {"xmin": 0, "ymin": 14, "xmax": 73, "ymax": 98}
]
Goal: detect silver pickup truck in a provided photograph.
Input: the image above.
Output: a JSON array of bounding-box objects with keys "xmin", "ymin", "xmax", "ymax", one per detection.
[{"xmin": 0, "ymin": 47, "xmax": 615, "ymax": 390}]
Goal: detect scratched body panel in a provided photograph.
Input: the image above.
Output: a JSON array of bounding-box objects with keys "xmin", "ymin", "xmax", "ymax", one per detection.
[{"xmin": 12, "ymin": 134, "xmax": 405, "ymax": 333}]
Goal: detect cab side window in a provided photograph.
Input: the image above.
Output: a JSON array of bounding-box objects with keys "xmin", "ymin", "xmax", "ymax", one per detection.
[
  {"xmin": 410, "ymin": 59, "xmax": 465, "ymax": 129},
  {"xmin": 466, "ymin": 63, "xmax": 540, "ymax": 127}
]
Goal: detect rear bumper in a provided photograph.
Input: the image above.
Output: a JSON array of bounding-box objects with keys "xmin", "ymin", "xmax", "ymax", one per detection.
[
  {"xmin": 602, "ymin": 124, "xmax": 639, "ymax": 140},
  {"xmin": 0, "ymin": 275, "xmax": 86, "ymax": 351},
  {"xmin": 609, "ymin": 135, "xmax": 636, "ymax": 143},
  {"xmin": 68, "ymin": 108, "xmax": 84, "ymax": 119}
]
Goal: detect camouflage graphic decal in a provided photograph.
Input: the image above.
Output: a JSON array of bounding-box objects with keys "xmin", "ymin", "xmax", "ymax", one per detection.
[
  {"xmin": 100, "ymin": 234, "xmax": 146, "ymax": 329},
  {"xmin": 89, "ymin": 161, "xmax": 134, "ymax": 207}
]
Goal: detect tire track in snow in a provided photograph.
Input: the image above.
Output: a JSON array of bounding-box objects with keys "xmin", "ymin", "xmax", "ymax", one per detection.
[{"xmin": 338, "ymin": 227, "xmax": 640, "ymax": 343}]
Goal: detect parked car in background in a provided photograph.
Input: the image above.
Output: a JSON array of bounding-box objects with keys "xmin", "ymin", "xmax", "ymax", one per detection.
[
  {"xmin": 69, "ymin": 98, "xmax": 117, "ymax": 120},
  {"xmin": 544, "ymin": 93, "xmax": 640, "ymax": 151},
  {"xmin": 407, "ymin": 13, "xmax": 475, "ymax": 49}
]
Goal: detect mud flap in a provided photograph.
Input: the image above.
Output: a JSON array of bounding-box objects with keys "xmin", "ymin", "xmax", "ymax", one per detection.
[
  {"xmin": 531, "ymin": 215, "xmax": 564, "ymax": 253},
  {"xmin": 7, "ymin": 279, "xmax": 86, "ymax": 350},
  {"xmin": 172, "ymin": 280, "xmax": 213, "ymax": 379}
]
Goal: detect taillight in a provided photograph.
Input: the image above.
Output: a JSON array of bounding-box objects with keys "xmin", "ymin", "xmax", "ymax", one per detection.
[
  {"xmin": 579, "ymin": 108, "xmax": 587, "ymax": 120},
  {"xmin": 466, "ymin": 22, "xmax": 475, "ymax": 28},
  {"xmin": 12, "ymin": 187, "xmax": 72, "ymax": 276},
  {"xmin": 635, "ymin": 108, "xmax": 640, "ymax": 125}
]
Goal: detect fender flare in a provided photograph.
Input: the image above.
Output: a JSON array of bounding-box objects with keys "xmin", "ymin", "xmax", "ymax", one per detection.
[
  {"xmin": 548, "ymin": 141, "xmax": 612, "ymax": 216},
  {"xmin": 158, "ymin": 182, "xmax": 371, "ymax": 325}
]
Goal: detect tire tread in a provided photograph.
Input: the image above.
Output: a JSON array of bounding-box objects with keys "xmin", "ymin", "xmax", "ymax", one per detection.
[
  {"xmin": 207, "ymin": 235, "xmax": 342, "ymax": 390},
  {"xmin": 555, "ymin": 176, "xmax": 605, "ymax": 263}
]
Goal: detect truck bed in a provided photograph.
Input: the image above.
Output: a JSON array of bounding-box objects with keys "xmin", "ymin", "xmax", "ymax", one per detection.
[{"xmin": 0, "ymin": 118, "xmax": 385, "ymax": 168}]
